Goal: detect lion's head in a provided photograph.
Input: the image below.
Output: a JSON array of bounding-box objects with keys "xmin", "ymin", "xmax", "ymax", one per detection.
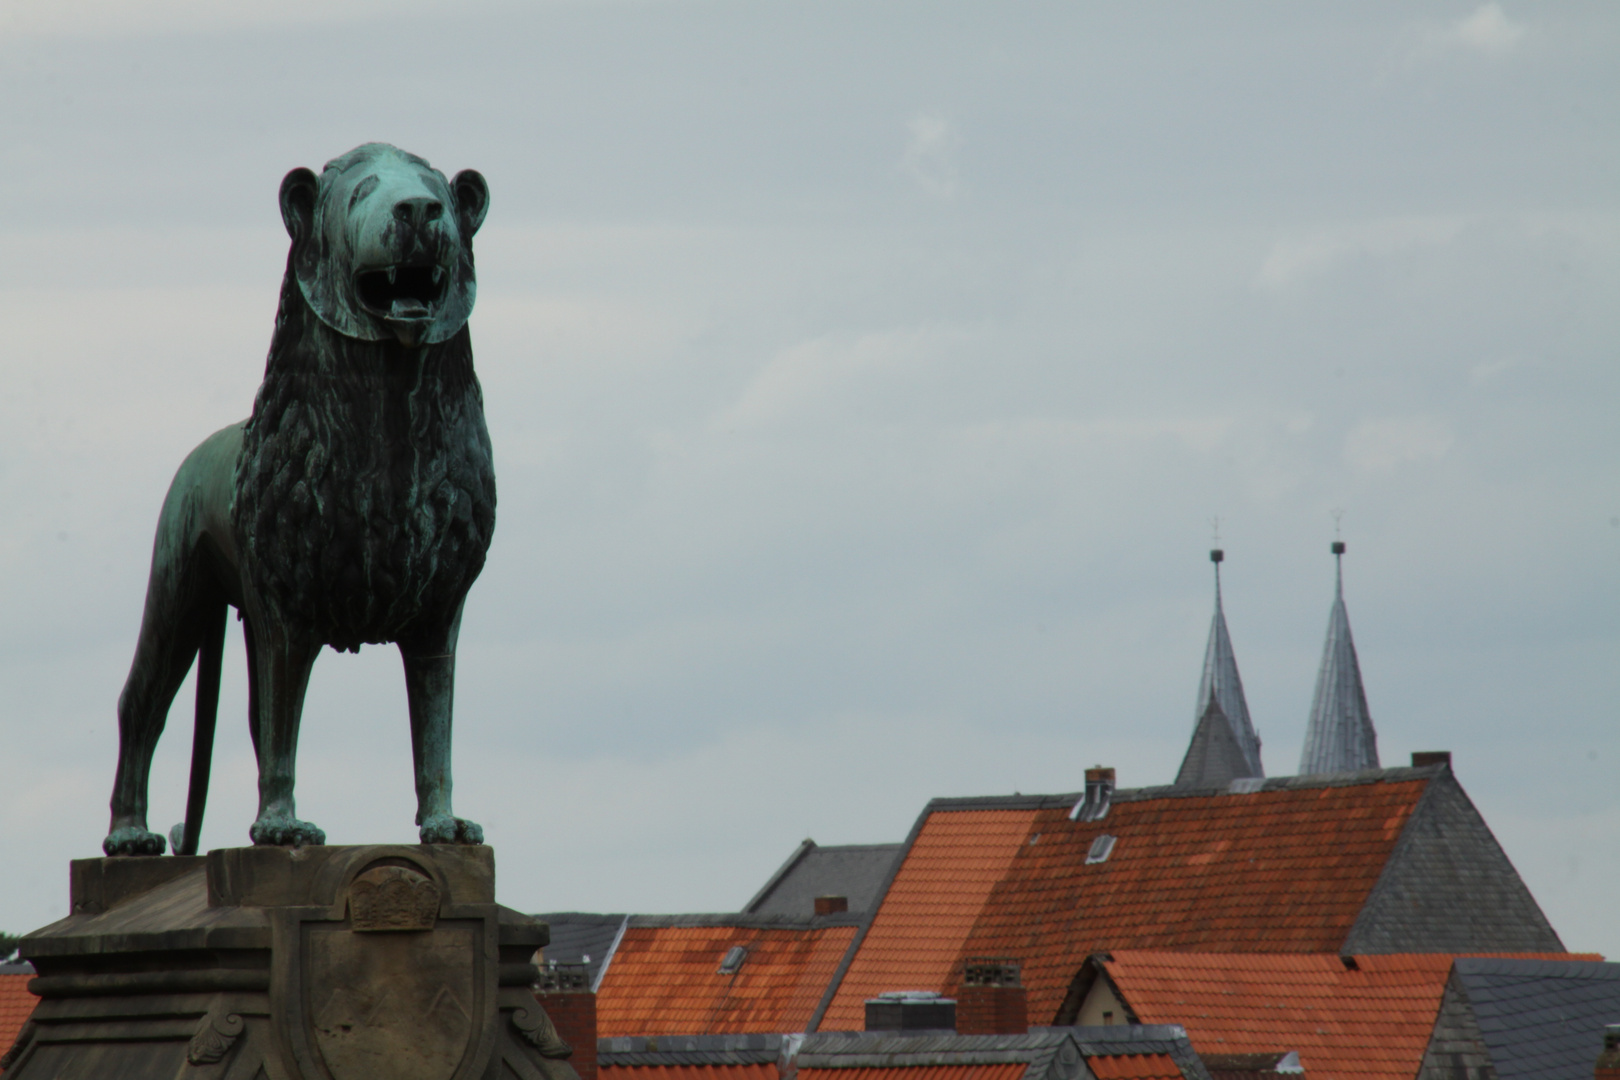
[{"xmin": 279, "ymin": 143, "xmax": 489, "ymax": 347}]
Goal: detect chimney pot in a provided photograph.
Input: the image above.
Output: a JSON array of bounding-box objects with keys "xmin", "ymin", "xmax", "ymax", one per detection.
[
  {"xmin": 1411, "ymin": 751, "xmax": 1452, "ymax": 769},
  {"xmin": 814, "ymin": 895, "xmax": 849, "ymax": 916}
]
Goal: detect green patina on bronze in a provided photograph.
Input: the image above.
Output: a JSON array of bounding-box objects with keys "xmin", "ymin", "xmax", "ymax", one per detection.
[{"xmin": 104, "ymin": 144, "xmax": 496, "ymax": 857}]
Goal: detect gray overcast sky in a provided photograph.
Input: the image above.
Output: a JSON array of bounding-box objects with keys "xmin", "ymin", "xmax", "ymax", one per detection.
[{"xmin": 2, "ymin": 1, "xmax": 1617, "ymax": 958}]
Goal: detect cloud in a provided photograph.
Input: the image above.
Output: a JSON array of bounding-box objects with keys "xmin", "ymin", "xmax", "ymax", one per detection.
[
  {"xmin": 1450, "ymin": 3, "xmax": 1527, "ymax": 57},
  {"xmin": 901, "ymin": 114, "xmax": 963, "ymax": 199},
  {"xmin": 1255, "ymin": 216, "xmax": 1467, "ymax": 290},
  {"xmin": 1394, "ymin": 3, "xmax": 1528, "ymax": 66},
  {"xmin": 1342, "ymin": 415, "xmax": 1455, "ymax": 473}
]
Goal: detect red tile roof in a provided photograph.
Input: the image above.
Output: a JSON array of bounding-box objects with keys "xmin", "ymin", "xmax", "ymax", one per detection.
[
  {"xmin": 1084, "ymin": 1055, "xmax": 1185, "ymax": 1080},
  {"xmin": 601, "ymin": 1064, "xmax": 778, "ymax": 1080},
  {"xmin": 820, "ymin": 808, "xmax": 1040, "ymax": 1029},
  {"xmin": 0, "ymin": 973, "xmax": 37, "ymax": 1069},
  {"xmin": 798, "ymin": 1064, "xmax": 1027, "ymax": 1080},
  {"xmin": 1104, "ymin": 950, "xmax": 1598, "ymax": 1080},
  {"xmin": 597, "ymin": 924, "xmax": 858, "ymax": 1036},
  {"xmin": 825, "ymin": 778, "xmax": 1433, "ymax": 1027}
]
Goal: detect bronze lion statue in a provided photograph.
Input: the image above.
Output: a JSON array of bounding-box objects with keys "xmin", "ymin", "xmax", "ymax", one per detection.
[{"xmin": 104, "ymin": 143, "xmax": 496, "ymax": 855}]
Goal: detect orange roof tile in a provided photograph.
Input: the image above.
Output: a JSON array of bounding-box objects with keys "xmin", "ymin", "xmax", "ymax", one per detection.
[
  {"xmin": 825, "ymin": 778, "xmax": 1436, "ymax": 1028},
  {"xmin": 1104, "ymin": 950, "xmax": 1596, "ymax": 1080},
  {"xmin": 0, "ymin": 973, "xmax": 37, "ymax": 1067},
  {"xmin": 820, "ymin": 808, "xmax": 1040, "ymax": 1029},
  {"xmin": 601, "ymin": 1065, "xmax": 779, "ymax": 1080},
  {"xmin": 1084, "ymin": 1054, "xmax": 1185, "ymax": 1080},
  {"xmin": 597, "ymin": 924, "xmax": 858, "ymax": 1036},
  {"xmin": 798, "ymin": 1064, "xmax": 1027, "ymax": 1080}
]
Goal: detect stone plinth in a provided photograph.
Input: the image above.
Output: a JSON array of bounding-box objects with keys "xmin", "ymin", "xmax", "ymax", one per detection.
[{"xmin": 4, "ymin": 845, "xmax": 579, "ymax": 1080}]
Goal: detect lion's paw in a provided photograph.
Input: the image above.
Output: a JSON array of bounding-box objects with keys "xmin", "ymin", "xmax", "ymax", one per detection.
[
  {"xmin": 104, "ymin": 826, "xmax": 167, "ymax": 857},
  {"xmin": 420, "ymin": 814, "xmax": 483, "ymax": 845},
  {"xmin": 248, "ymin": 814, "xmax": 326, "ymax": 848}
]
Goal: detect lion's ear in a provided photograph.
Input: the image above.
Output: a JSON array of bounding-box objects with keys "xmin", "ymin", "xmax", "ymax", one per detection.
[
  {"xmin": 452, "ymin": 170, "xmax": 489, "ymax": 238},
  {"xmin": 279, "ymin": 167, "xmax": 318, "ymax": 242}
]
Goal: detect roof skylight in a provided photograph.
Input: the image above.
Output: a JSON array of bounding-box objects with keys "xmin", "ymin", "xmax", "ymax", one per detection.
[
  {"xmin": 718, "ymin": 945, "xmax": 748, "ymax": 975},
  {"xmin": 1086, "ymin": 835, "xmax": 1117, "ymax": 865}
]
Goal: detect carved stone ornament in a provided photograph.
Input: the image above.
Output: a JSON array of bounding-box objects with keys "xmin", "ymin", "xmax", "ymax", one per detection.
[
  {"xmin": 350, "ymin": 865, "xmax": 441, "ymax": 931},
  {"xmin": 187, "ymin": 1010, "xmax": 245, "ymax": 1066},
  {"xmin": 511, "ymin": 1001, "xmax": 573, "ymax": 1059}
]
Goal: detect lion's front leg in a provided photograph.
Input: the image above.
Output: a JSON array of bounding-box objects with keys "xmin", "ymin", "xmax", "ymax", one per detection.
[
  {"xmin": 400, "ymin": 606, "xmax": 482, "ymax": 845},
  {"xmin": 245, "ymin": 624, "xmax": 325, "ymax": 847}
]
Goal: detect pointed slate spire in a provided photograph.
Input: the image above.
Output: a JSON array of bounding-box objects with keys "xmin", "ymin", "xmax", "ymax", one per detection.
[
  {"xmin": 1175, "ymin": 549, "xmax": 1264, "ymax": 786},
  {"xmin": 1298, "ymin": 542, "xmax": 1380, "ymax": 775}
]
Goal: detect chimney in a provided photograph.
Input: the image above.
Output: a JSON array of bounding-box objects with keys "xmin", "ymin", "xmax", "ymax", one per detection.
[
  {"xmin": 535, "ymin": 961, "xmax": 597, "ymax": 1080},
  {"xmin": 1071, "ymin": 767, "xmax": 1115, "ymax": 822},
  {"xmin": 1597, "ymin": 1024, "xmax": 1620, "ymax": 1079},
  {"xmin": 1411, "ymin": 751, "xmax": 1452, "ymax": 769},
  {"xmin": 864, "ymin": 992, "xmax": 957, "ymax": 1032},
  {"xmin": 957, "ymin": 959, "xmax": 1028, "ymax": 1035},
  {"xmin": 814, "ymin": 895, "xmax": 849, "ymax": 916}
]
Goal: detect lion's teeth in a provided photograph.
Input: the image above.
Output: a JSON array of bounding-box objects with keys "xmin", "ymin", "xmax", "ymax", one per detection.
[
  {"xmin": 387, "ymin": 266, "xmax": 397, "ymax": 285},
  {"xmin": 432, "ymin": 267, "xmax": 444, "ymax": 285}
]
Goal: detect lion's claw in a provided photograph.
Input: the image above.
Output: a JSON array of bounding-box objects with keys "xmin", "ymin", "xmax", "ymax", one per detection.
[
  {"xmin": 248, "ymin": 814, "xmax": 326, "ymax": 847},
  {"xmin": 420, "ymin": 814, "xmax": 483, "ymax": 845},
  {"xmin": 103, "ymin": 826, "xmax": 167, "ymax": 857}
]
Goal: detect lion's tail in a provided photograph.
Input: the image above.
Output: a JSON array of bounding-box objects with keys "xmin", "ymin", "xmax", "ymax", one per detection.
[{"xmin": 171, "ymin": 601, "xmax": 228, "ymax": 858}]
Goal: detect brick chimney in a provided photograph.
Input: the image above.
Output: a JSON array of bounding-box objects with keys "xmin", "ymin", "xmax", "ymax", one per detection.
[
  {"xmin": 1597, "ymin": 1024, "xmax": 1620, "ymax": 1079},
  {"xmin": 535, "ymin": 961, "xmax": 597, "ymax": 1080},
  {"xmin": 1411, "ymin": 751, "xmax": 1452, "ymax": 768},
  {"xmin": 957, "ymin": 958, "xmax": 1027, "ymax": 1035},
  {"xmin": 814, "ymin": 895, "xmax": 849, "ymax": 916}
]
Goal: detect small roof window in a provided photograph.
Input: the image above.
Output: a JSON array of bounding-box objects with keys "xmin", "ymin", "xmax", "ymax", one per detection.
[
  {"xmin": 718, "ymin": 945, "xmax": 748, "ymax": 975},
  {"xmin": 1086, "ymin": 834, "xmax": 1117, "ymax": 865}
]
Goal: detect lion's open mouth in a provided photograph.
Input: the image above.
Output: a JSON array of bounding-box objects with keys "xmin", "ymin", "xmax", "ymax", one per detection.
[{"xmin": 355, "ymin": 263, "xmax": 448, "ymax": 321}]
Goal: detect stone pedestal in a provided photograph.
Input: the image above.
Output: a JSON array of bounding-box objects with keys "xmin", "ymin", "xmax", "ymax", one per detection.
[{"xmin": 4, "ymin": 845, "xmax": 580, "ymax": 1080}]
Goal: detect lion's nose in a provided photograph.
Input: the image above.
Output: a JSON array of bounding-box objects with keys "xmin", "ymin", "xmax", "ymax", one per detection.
[{"xmin": 393, "ymin": 197, "xmax": 444, "ymax": 228}]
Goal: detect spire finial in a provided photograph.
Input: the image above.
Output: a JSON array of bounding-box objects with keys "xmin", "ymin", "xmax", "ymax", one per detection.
[
  {"xmin": 1330, "ymin": 510, "xmax": 1345, "ymax": 597},
  {"xmin": 1210, "ymin": 517, "xmax": 1224, "ymax": 596}
]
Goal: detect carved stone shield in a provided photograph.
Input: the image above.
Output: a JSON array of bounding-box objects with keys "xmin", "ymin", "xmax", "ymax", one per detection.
[{"xmin": 272, "ymin": 850, "xmax": 498, "ymax": 1080}]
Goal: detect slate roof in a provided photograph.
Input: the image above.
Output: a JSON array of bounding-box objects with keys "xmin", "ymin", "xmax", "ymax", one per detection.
[
  {"xmin": 818, "ymin": 765, "xmax": 1560, "ymax": 1030},
  {"xmin": 0, "ymin": 967, "xmax": 37, "ymax": 1067},
  {"xmin": 796, "ymin": 1027, "xmax": 1210, "ymax": 1080},
  {"xmin": 540, "ymin": 912, "xmax": 629, "ymax": 989},
  {"xmin": 746, "ymin": 841, "xmax": 905, "ymax": 918},
  {"xmin": 1298, "ymin": 548, "xmax": 1378, "ymax": 776},
  {"xmin": 1098, "ymin": 950, "xmax": 1596, "ymax": 1080},
  {"xmin": 1176, "ymin": 556, "xmax": 1262, "ymax": 786},
  {"xmin": 597, "ymin": 917, "xmax": 860, "ymax": 1036},
  {"xmin": 1417, "ymin": 958, "xmax": 1620, "ymax": 1080},
  {"xmin": 597, "ymin": 1035, "xmax": 783, "ymax": 1080}
]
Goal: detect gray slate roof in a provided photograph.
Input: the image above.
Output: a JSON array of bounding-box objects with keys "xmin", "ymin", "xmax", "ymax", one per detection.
[
  {"xmin": 1419, "ymin": 958, "xmax": 1620, "ymax": 1080},
  {"xmin": 1176, "ymin": 561, "xmax": 1262, "ymax": 785},
  {"xmin": 536, "ymin": 912, "xmax": 627, "ymax": 990},
  {"xmin": 745, "ymin": 840, "xmax": 903, "ymax": 918},
  {"xmin": 798, "ymin": 1027, "xmax": 1211, "ymax": 1080},
  {"xmin": 1298, "ymin": 548, "xmax": 1380, "ymax": 775},
  {"xmin": 600, "ymin": 1033, "xmax": 789, "ymax": 1066}
]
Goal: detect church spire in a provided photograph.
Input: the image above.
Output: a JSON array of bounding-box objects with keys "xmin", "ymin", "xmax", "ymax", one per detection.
[
  {"xmin": 1298, "ymin": 542, "xmax": 1380, "ymax": 775},
  {"xmin": 1175, "ymin": 549, "xmax": 1264, "ymax": 787}
]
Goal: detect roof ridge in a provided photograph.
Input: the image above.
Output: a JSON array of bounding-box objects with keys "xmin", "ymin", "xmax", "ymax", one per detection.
[{"xmin": 626, "ymin": 913, "xmax": 864, "ymax": 929}]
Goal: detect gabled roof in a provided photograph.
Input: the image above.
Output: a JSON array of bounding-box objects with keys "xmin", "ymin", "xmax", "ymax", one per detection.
[
  {"xmin": 596, "ymin": 916, "xmax": 860, "ymax": 1036},
  {"xmin": 1098, "ymin": 950, "xmax": 1596, "ymax": 1080},
  {"xmin": 1298, "ymin": 546, "xmax": 1378, "ymax": 775},
  {"xmin": 1418, "ymin": 957, "xmax": 1620, "ymax": 1079},
  {"xmin": 540, "ymin": 912, "xmax": 628, "ymax": 990},
  {"xmin": 1176, "ymin": 553, "xmax": 1262, "ymax": 786},
  {"xmin": 745, "ymin": 841, "xmax": 904, "ymax": 918},
  {"xmin": 816, "ymin": 766, "xmax": 1563, "ymax": 1030},
  {"xmin": 0, "ymin": 968, "xmax": 38, "ymax": 1067}
]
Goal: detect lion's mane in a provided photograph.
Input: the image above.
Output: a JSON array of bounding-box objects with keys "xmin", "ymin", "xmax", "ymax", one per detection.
[{"xmin": 233, "ymin": 262, "xmax": 497, "ymax": 652}]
